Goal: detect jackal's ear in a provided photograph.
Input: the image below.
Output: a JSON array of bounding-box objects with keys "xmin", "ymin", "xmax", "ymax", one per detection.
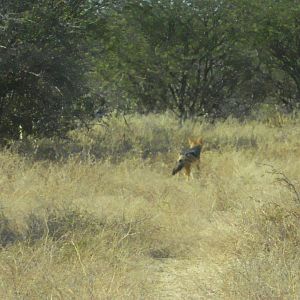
[
  {"xmin": 188, "ymin": 138, "xmax": 195, "ymax": 146},
  {"xmin": 198, "ymin": 137, "xmax": 204, "ymax": 145}
]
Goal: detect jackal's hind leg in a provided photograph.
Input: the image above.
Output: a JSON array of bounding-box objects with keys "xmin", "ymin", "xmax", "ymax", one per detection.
[{"xmin": 184, "ymin": 165, "xmax": 191, "ymax": 180}]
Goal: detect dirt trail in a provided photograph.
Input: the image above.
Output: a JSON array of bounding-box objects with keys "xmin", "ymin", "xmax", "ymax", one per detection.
[{"xmin": 146, "ymin": 258, "xmax": 222, "ymax": 299}]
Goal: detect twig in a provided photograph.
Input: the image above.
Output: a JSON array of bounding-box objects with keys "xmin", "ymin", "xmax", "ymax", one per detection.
[
  {"xmin": 71, "ymin": 239, "xmax": 87, "ymax": 276},
  {"xmin": 259, "ymin": 163, "xmax": 300, "ymax": 205},
  {"xmin": 117, "ymin": 222, "xmax": 136, "ymax": 245},
  {"xmin": 276, "ymin": 173, "xmax": 300, "ymax": 205},
  {"xmin": 122, "ymin": 114, "xmax": 131, "ymax": 130}
]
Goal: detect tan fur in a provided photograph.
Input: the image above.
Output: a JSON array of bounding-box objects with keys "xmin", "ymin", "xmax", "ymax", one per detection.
[{"xmin": 188, "ymin": 137, "xmax": 203, "ymax": 148}]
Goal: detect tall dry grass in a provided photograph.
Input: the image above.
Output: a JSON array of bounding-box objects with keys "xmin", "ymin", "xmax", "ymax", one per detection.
[{"xmin": 0, "ymin": 113, "xmax": 300, "ymax": 298}]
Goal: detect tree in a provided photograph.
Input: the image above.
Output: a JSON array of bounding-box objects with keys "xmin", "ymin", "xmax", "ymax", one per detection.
[
  {"xmin": 97, "ymin": 0, "xmax": 256, "ymax": 120},
  {"xmin": 0, "ymin": 0, "xmax": 95, "ymax": 141},
  {"xmin": 236, "ymin": 0, "xmax": 300, "ymax": 110}
]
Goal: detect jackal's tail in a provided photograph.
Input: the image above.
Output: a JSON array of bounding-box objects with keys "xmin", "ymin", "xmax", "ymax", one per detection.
[{"xmin": 172, "ymin": 160, "xmax": 185, "ymax": 175}]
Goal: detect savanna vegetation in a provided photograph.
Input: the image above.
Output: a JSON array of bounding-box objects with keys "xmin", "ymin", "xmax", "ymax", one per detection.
[
  {"xmin": 1, "ymin": 114, "xmax": 300, "ymax": 298},
  {"xmin": 1, "ymin": 0, "xmax": 300, "ymax": 141},
  {"xmin": 1, "ymin": 0, "xmax": 300, "ymax": 299}
]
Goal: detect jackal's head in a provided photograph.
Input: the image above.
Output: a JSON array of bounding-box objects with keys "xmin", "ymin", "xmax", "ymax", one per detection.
[{"xmin": 188, "ymin": 137, "xmax": 204, "ymax": 148}]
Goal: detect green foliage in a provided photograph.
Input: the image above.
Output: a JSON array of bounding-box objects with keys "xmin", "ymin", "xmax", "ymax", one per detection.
[
  {"xmin": 97, "ymin": 0, "xmax": 257, "ymax": 119},
  {"xmin": 0, "ymin": 0, "xmax": 96, "ymax": 141},
  {"xmin": 1, "ymin": 0, "xmax": 300, "ymax": 139},
  {"xmin": 235, "ymin": 0, "xmax": 300, "ymax": 110}
]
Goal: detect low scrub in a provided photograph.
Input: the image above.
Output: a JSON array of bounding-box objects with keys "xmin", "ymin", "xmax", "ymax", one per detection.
[{"xmin": 0, "ymin": 114, "xmax": 299, "ymax": 298}]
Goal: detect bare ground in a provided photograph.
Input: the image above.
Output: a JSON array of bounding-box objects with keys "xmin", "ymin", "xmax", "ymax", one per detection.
[{"xmin": 146, "ymin": 258, "xmax": 222, "ymax": 299}]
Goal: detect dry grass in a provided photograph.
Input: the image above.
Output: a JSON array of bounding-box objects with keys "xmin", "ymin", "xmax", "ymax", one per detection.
[{"xmin": 1, "ymin": 113, "xmax": 300, "ymax": 299}]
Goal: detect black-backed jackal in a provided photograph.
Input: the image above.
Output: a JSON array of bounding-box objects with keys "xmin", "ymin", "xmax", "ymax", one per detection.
[{"xmin": 172, "ymin": 138, "xmax": 204, "ymax": 179}]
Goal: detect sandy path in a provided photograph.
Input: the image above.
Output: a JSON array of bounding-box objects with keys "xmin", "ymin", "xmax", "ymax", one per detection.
[{"xmin": 146, "ymin": 258, "xmax": 222, "ymax": 299}]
